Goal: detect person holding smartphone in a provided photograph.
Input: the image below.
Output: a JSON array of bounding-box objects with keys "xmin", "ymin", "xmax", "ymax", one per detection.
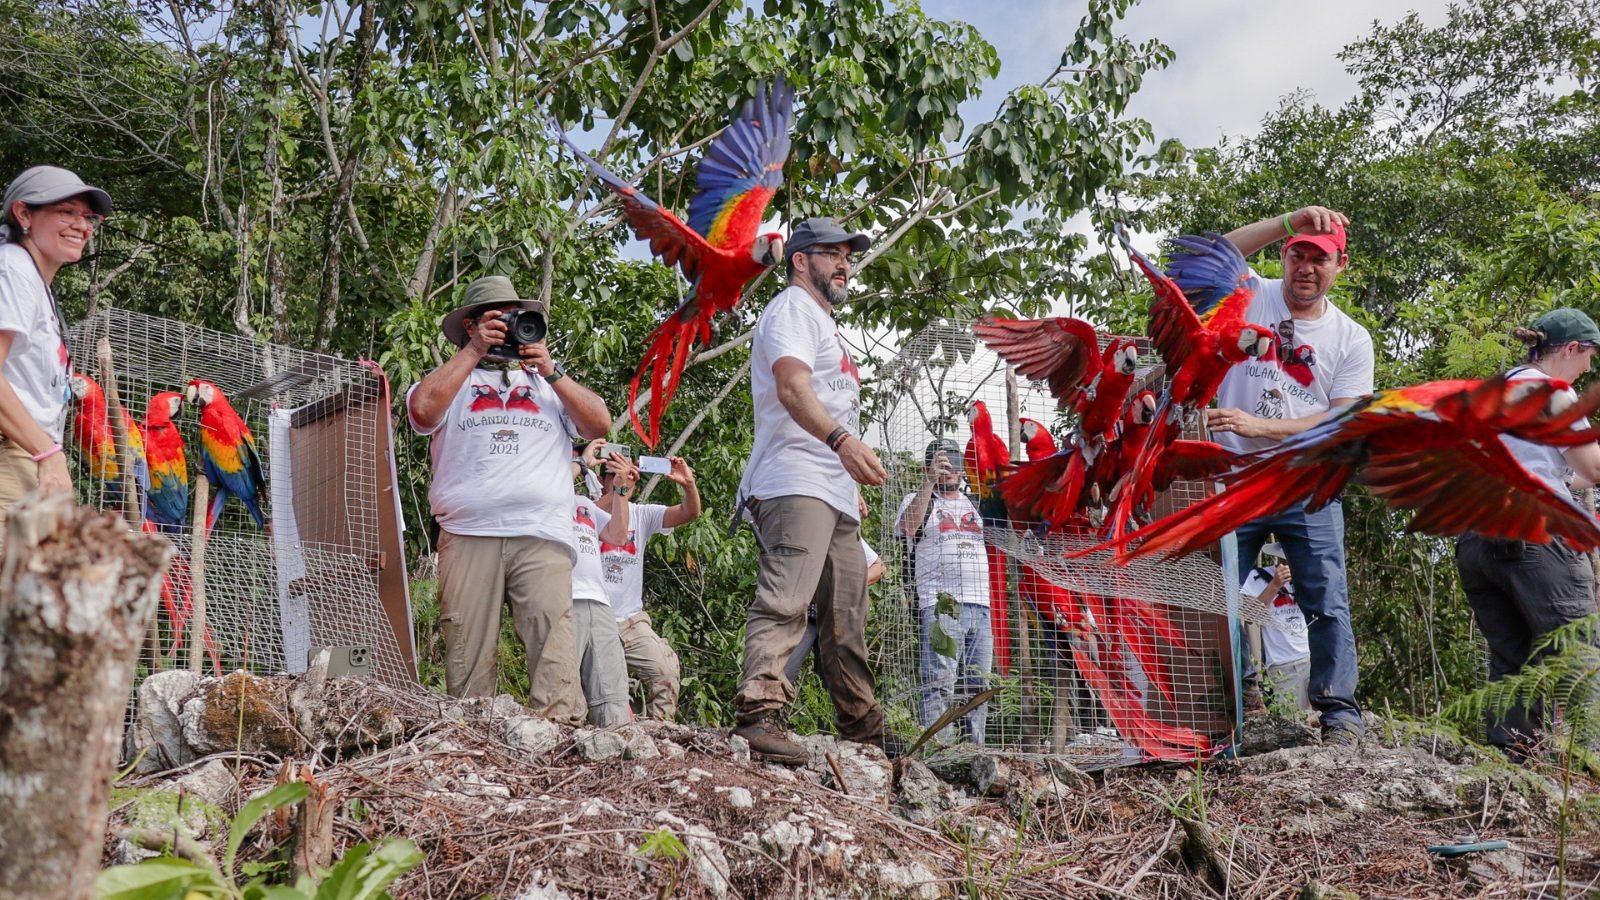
[{"xmin": 590, "ymin": 440, "xmax": 702, "ymax": 720}]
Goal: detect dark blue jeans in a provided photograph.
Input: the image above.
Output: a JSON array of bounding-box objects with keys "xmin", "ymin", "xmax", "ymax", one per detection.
[{"xmin": 1234, "ymin": 499, "xmax": 1362, "ymax": 732}]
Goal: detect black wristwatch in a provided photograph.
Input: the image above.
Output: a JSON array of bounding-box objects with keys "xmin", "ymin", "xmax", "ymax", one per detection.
[{"xmin": 545, "ymin": 362, "xmax": 567, "ymax": 384}]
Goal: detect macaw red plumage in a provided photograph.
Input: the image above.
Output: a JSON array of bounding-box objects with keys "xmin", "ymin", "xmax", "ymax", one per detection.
[
  {"xmin": 1107, "ymin": 227, "xmax": 1273, "ymax": 539},
  {"xmin": 185, "ymin": 379, "xmax": 266, "ymax": 531},
  {"xmin": 1019, "ymin": 573, "xmax": 1213, "ymax": 759},
  {"xmin": 1102, "ymin": 376, "xmax": 1600, "ymax": 562},
  {"xmin": 142, "ymin": 391, "xmax": 189, "ymax": 533},
  {"xmin": 70, "ymin": 373, "xmax": 148, "ymax": 509},
  {"xmin": 964, "ymin": 398, "xmax": 1014, "ymax": 672},
  {"xmin": 553, "ymin": 78, "xmax": 794, "ymax": 448},
  {"xmin": 1019, "ymin": 417, "xmax": 1057, "ymax": 461},
  {"xmin": 972, "ymin": 314, "xmax": 1102, "ymax": 407}
]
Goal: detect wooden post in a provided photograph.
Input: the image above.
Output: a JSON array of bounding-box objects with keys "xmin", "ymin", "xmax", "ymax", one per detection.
[
  {"xmin": 188, "ymin": 475, "xmax": 211, "ymax": 673},
  {"xmin": 0, "ymin": 490, "xmax": 172, "ymax": 900},
  {"xmin": 95, "ymin": 338, "xmax": 141, "ymax": 530}
]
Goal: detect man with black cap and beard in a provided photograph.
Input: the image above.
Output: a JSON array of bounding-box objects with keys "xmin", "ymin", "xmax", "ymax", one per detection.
[
  {"xmin": 407, "ymin": 275, "xmax": 610, "ymax": 723},
  {"xmin": 731, "ymin": 217, "xmax": 894, "ymax": 765}
]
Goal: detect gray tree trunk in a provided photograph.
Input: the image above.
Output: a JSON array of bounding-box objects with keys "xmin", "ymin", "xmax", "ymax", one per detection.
[{"xmin": 0, "ymin": 491, "xmax": 173, "ymax": 899}]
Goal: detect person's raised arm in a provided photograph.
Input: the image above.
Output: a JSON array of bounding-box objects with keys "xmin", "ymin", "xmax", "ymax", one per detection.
[
  {"xmin": 518, "ymin": 340, "xmax": 609, "ymax": 439},
  {"xmin": 1224, "ymin": 206, "xmax": 1350, "ymax": 257},
  {"xmin": 409, "ymin": 311, "xmax": 505, "ymax": 432},
  {"xmin": 773, "ymin": 356, "xmax": 885, "ymax": 486},
  {"xmin": 896, "ymin": 452, "xmax": 950, "ymax": 537},
  {"xmin": 598, "ymin": 457, "xmax": 637, "ymax": 544},
  {"xmin": 661, "ymin": 456, "xmax": 703, "ymax": 528}
]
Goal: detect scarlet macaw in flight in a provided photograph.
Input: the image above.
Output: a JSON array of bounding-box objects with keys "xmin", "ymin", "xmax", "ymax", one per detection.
[
  {"xmin": 185, "ymin": 379, "xmax": 266, "ymax": 531},
  {"xmin": 553, "ymin": 78, "xmax": 794, "ymax": 447},
  {"xmin": 1101, "ymin": 376, "xmax": 1600, "ymax": 562},
  {"xmin": 1105, "ymin": 226, "xmax": 1272, "ymax": 540}
]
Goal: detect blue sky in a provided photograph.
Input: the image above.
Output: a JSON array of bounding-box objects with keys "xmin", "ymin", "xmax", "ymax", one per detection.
[{"xmin": 921, "ymin": 0, "xmax": 1453, "ymax": 151}]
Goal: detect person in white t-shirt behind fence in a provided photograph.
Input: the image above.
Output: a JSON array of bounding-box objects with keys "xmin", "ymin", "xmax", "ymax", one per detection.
[
  {"xmin": 1240, "ymin": 545, "xmax": 1310, "ymax": 716},
  {"xmin": 0, "ymin": 166, "xmax": 114, "ymax": 535},
  {"xmin": 570, "ymin": 444, "xmax": 637, "ymax": 727},
  {"xmin": 406, "ymin": 275, "xmax": 611, "ymax": 723},
  {"xmin": 592, "ymin": 441, "xmax": 703, "ymax": 720},
  {"xmin": 897, "ymin": 437, "xmax": 994, "ymax": 746}
]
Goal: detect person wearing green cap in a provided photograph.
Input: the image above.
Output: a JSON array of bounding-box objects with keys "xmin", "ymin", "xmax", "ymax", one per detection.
[
  {"xmin": 0, "ymin": 165, "xmax": 114, "ymax": 537},
  {"xmin": 1455, "ymin": 307, "xmax": 1600, "ymax": 762}
]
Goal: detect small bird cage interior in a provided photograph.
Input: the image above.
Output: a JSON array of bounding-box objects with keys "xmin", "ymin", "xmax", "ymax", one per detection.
[
  {"xmin": 872, "ymin": 321, "xmax": 1266, "ymax": 768},
  {"xmin": 67, "ymin": 308, "xmax": 414, "ymax": 690}
]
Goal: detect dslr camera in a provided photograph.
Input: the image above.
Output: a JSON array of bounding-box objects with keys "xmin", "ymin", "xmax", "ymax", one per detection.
[{"xmin": 490, "ymin": 309, "xmax": 548, "ymax": 360}]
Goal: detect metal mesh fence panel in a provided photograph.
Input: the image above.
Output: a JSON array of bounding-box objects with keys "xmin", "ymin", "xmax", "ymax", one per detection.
[
  {"xmin": 67, "ymin": 308, "xmax": 412, "ymax": 691},
  {"xmin": 872, "ymin": 321, "xmax": 1248, "ymax": 769}
]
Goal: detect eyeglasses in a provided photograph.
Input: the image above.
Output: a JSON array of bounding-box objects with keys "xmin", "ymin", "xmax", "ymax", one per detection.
[
  {"xmin": 806, "ymin": 247, "xmax": 861, "ymax": 266},
  {"xmin": 32, "ymin": 204, "xmax": 104, "ymax": 229}
]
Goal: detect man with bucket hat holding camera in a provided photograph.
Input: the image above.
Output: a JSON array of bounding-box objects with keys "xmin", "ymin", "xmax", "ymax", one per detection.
[
  {"xmin": 732, "ymin": 216, "xmax": 895, "ymax": 765},
  {"xmin": 407, "ymin": 275, "xmax": 610, "ymax": 721}
]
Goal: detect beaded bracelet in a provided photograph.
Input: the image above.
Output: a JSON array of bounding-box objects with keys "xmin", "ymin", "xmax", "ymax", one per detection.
[{"xmin": 826, "ymin": 427, "xmax": 850, "ymax": 451}]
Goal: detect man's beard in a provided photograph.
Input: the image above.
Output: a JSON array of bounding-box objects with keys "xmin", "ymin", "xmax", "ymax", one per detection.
[{"xmin": 811, "ymin": 262, "xmax": 849, "ymax": 305}]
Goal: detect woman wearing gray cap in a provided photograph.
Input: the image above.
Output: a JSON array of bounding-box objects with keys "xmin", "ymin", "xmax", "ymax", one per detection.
[{"xmin": 0, "ymin": 165, "xmax": 113, "ymax": 528}]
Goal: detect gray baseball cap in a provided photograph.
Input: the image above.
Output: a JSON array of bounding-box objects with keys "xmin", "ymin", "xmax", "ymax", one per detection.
[
  {"xmin": 2, "ymin": 166, "xmax": 113, "ymax": 228},
  {"xmin": 788, "ymin": 217, "xmax": 869, "ymax": 256}
]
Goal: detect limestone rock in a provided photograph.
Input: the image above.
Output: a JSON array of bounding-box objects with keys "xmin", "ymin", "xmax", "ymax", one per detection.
[
  {"xmin": 503, "ymin": 716, "xmax": 563, "ymax": 757},
  {"xmin": 573, "ymin": 727, "xmax": 626, "ymax": 761},
  {"xmin": 128, "ymin": 670, "xmax": 205, "ymax": 773}
]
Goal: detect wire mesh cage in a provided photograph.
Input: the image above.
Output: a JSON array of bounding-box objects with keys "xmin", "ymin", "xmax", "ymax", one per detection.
[
  {"xmin": 872, "ymin": 320, "xmax": 1267, "ymax": 768},
  {"xmin": 67, "ymin": 308, "xmax": 415, "ymax": 691}
]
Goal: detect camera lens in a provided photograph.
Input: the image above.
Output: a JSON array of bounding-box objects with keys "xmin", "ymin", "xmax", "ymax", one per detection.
[{"xmin": 510, "ymin": 310, "xmax": 547, "ymax": 345}]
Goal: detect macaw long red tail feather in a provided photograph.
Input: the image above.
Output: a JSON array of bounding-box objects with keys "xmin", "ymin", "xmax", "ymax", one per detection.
[
  {"xmin": 1121, "ymin": 595, "xmax": 1192, "ymax": 653},
  {"xmin": 1069, "ymin": 642, "xmax": 1212, "ymax": 760},
  {"xmin": 629, "ymin": 312, "xmax": 702, "ymax": 448},
  {"xmin": 987, "ymin": 544, "xmax": 1011, "ymax": 675},
  {"xmin": 1109, "ymin": 599, "xmax": 1178, "ymax": 706}
]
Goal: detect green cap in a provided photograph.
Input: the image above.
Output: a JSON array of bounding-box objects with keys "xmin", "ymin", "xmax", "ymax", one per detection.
[{"xmin": 1532, "ymin": 308, "xmax": 1600, "ymax": 347}]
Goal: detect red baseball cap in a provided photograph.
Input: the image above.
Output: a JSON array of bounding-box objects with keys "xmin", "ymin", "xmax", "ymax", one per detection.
[{"xmin": 1285, "ymin": 219, "xmax": 1347, "ymax": 256}]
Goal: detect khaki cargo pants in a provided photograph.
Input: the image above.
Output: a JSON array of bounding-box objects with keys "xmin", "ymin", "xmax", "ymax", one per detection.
[
  {"xmin": 736, "ymin": 495, "xmax": 884, "ymax": 743},
  {"xmin": 436, "ymin": 530, "xmax": 584, "ymax": 725},
  {"xmin": 0, "ymin": 444, "xmax": 37, "ymax": 551},
  {"xmin": 618, "ymin": 612, "xmax": 680, "ymax": 720}
]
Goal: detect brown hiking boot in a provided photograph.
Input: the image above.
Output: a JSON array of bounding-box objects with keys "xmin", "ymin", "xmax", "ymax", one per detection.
[{"xmin": 734, "ymin": 718, "xmax": 808, "ymax": 767}]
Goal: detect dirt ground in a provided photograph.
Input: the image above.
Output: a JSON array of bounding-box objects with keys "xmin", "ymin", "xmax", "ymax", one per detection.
[{"xmin": 106, "ymin": 672, "xmax": 1600, "ymax": 898}]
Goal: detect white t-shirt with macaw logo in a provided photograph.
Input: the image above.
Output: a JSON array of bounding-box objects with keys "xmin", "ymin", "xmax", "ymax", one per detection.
[
  {"xmin": 600, "ymin": 501, "xmax": 674, "ymax": 621},
  {"xmin": 1212, "ymin": 275, "xmax": 1375, "ymax": 454},
  {"xmin": 407, "ymin": 367, "xmax": 578, "ymax": 548},
  {"xmin": 897, "ymin": 491, "xmax": 991, "ymax": 609},
  {"xmin": 740, "ymin": 286, "xmax": 863, "ymax": 519},
  {"xmin": 571, "ymin": 496, "xmax": 612, "ymax": 603},
  {"xmin": 1242, "ymin": 566, "xmax": 1309, "ymax": 666},
  {"xmin": 0, "ymin": 244, "xmax": 70, "ymax": 442}
]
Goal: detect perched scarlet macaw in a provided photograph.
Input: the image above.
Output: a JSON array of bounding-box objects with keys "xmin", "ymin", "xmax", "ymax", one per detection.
[
  {"xmin": 142, "ymin": 391, "xmax": 189, "ymax": 533},
  {"xmin": 1019, "ymin": 417, "xmax": 1057, "ymax": 461},
  {"xmin": 963, "ymin": 399, "xmax": 1014, "ymax": 672},
  {"xmin": 553, "ymin": 78, "xmax": 794, "ymax": 447},
  {"xmin": 185, "ymin": 379, "xmax": 266, "ymax": 530},
  {"xmin": 70, "ymin": 373, "xmax": 148, "ymax": 508},
  {"xmin": 1107, "ymin": 226, "xmax": 1273, "ymax": 539},
  {"xmin": 1103, "ymin": 376, "xmax": 1600, "ymax": 562}
]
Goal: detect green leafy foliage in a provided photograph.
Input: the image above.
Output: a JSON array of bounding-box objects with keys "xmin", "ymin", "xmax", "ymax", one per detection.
[{"xmin": 97, "ymin": 780, "xmax": 422, "ymax": 900}]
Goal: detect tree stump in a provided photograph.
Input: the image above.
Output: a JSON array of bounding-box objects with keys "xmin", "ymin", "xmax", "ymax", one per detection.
[{"xmin": 0, "ymin": 490, "xmax": 172, "ymax": 900}]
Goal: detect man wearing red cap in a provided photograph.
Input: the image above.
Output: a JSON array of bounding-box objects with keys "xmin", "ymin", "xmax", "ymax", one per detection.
[{"xmin": 1205, "ymin": 206, "xmax": 1375, "ymax": 749}]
